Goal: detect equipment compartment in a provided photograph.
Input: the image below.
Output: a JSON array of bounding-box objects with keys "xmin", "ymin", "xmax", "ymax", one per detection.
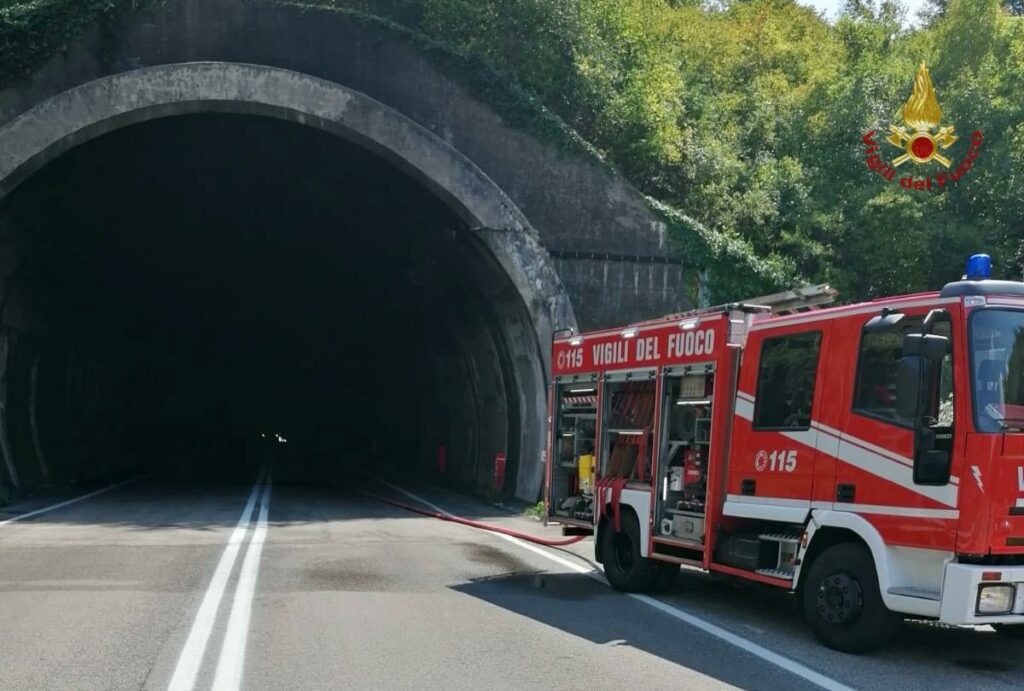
[
  {"xmin": 548, "ymin": 375, "xmax": 598, "ymax": 523},
  {"xmin": 599, "ymin": 370, "xmax": 657, "ymax": 484},
  {"xmin": 653, "ymin": 364, "xmax": 714, "ymax": 544}
]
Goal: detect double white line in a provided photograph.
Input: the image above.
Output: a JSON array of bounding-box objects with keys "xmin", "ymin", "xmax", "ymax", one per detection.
[{"xmin": 168, "ymin": 469, "xmax": 273, "ymax": 691}]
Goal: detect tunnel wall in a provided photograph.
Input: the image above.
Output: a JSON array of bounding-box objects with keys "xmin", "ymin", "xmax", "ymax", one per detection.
[
  {"xmin": 0, "ymin": 0, "xmax": 698, "ymax": 502},
  {"xmin": 0, "ymin": 64, "xmax": 561, "ymax": 501}
]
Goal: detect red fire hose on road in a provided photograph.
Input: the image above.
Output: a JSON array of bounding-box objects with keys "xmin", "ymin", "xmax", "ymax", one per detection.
[{"xmin": 358, "ymin": 488, "xmax": 587, "ymax": 547}]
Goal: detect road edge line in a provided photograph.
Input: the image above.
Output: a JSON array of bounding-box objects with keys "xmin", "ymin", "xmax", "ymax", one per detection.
[
  {"xmin": 380, "ymin": 479, "xmax": 855, "ymax": 691},
  {"xmin": 0, "ymin": 477, "xmax": 141, "ymax": 527},
  {"xmin": 166, "ymin": 470, "xmax": 264, "ymax": 691}
]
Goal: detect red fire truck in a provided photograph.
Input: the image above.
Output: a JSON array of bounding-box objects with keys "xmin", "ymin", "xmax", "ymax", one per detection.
[{"xmin": 546, "ymin": 255, "xmax": 1024, "ymax": 652}]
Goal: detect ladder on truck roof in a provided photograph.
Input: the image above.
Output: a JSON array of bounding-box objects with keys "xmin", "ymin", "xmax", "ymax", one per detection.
[
  {"xmin": 743, "ymin": 284, "xmax": 837, "ymax": 315},
  {"xmin": 653, "ymin": 284, "xmax": 837, "ymax": 323}
]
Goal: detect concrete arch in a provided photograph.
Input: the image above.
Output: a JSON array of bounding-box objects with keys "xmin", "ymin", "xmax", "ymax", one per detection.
[{"xmin": 0, "ymin": 61, "xmax": 574, "ymax": 499}]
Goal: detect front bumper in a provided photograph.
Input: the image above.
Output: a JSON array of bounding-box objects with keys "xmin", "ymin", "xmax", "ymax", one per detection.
[{"xmin": 940, "ymin": 563, "xmax": 1024, "ymax": 625}]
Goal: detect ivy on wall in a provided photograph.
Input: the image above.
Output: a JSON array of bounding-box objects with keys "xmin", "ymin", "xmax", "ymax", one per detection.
[{"xmin": 0, "ymin": 1, "xmax": 151, "ymax": 88}]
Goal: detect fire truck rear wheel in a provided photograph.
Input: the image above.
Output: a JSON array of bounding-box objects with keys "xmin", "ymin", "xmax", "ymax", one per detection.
[
  {"xmin": 801, "ymin": 542, "xmax": 899, "ymax": 653},
  {"xmin": 600, "ymin": 511, "xmax": 657, "ymax": 592}
]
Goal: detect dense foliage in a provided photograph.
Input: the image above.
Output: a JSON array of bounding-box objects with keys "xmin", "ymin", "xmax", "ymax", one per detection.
[
  {"xmin": 3, "ymin": 0, "xmax": 1024, "ymax": 302},
  {"xmin": 332, "ymin": 0, "xmax": 1024, "ymax": 302}
]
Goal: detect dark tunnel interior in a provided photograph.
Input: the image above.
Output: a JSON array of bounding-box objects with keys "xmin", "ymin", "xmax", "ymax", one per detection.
[{"xmin": 0, "ymin": 114, "xmax": 533, "ymax": 495}]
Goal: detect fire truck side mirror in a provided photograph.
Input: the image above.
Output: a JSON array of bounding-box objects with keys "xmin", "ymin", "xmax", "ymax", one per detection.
[
  {"xmin": 895, "ymin": 355, "xmax": 925, "ymax": 419},
  {"xmin": 896, "ymin": 332, "xmax": 949, "ymax": 419},
  {"xmin": 898, "ymin": 332, "xmax": 953, "ymax": 486},
  {"xmin": 902, "ymin": 332, "xmax": 949, "ymax": 360}
]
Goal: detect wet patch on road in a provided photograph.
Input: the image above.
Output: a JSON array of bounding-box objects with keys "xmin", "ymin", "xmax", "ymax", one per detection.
[
  {"xmin": 303, "ymin": 560, "xmax": 408, "ymax": 592},
  {"xmin": 461, "ymin": 543, "xmax": 531, "ymax": 573}
]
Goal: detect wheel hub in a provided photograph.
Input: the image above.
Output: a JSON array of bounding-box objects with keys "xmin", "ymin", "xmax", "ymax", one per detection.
[
  {"xmin": 816, "ymin": 571, "xmax": 863, "ymax": 625},
  {"xmin": 613, "ymin": 532, "xmax": 634, "ymax": 571}
]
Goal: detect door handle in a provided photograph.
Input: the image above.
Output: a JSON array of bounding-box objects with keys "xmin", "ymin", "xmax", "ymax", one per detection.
[
  {"xmin": 836, "ymin": 483, "xmax": 855, "ymax": 503},
  {"xmin": 741, "ymin": 479, "xmax": 756, "ymax": 496}
]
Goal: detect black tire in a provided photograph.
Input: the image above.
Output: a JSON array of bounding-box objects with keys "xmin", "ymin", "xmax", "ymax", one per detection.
[
  {"xmin": 600, "ymin": 511, "xmax": 657, "ymax": 592},
  {"xmin": 652, "ymin": 562, "xmax": 680, "ymax": 592},
  {"xmin": 801, "ymin": 542, "xmax": 900, "ymax": 653},
  {"xmin": 994, "ymin": 624, "xmax": 1024, "ymax": 639}
]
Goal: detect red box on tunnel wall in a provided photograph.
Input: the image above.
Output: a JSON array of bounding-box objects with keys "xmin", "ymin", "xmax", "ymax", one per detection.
[{"xmin": 493, "ymin": 452, "xmax": 506, "ymax": 491}]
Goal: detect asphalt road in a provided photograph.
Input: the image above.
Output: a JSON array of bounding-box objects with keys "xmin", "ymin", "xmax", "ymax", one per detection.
[{"xmin": 0, "ymin": 474, "xmax": 1021, "ymax": 691}]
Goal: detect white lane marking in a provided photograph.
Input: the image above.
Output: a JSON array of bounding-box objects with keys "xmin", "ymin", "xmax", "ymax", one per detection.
[
  {"xmin": 212, "ymin": 478, "xmax": 273, "ymax": 691},
  {"xmin": 630, "ymin": 593, "xmax": 854, "ymax": 691},
  {"xmin": 372, "ymin": 476, "xmax": 600, "ymax": 573},
  {"xmin": 381, "ymin": 479, "xmax": 854, "ymax": 691},
  {"xmin": 492, "ymin": 530, "xmax": 595, "ymax": 573},
  {"xmin": 0, "ymin": 477, "xmax": 140, "ymax": 527},
  {"xmin": 167, "ymin": 472, "xmax": 264, "ymax": 691},
  {"xmin": 373, "ymin": 476, "xmax": 455, "ymax": 516}
]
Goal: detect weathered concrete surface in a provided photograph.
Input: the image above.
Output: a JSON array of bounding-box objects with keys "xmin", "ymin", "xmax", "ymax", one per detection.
[{"xmin": 0, "ymin": 0, "xmax": 691, "ymax": 330}]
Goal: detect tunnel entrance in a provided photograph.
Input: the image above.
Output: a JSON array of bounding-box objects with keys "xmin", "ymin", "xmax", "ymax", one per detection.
[{"xmin": 0, "ymin": 113, "xmax": 540, "ymax": 497}]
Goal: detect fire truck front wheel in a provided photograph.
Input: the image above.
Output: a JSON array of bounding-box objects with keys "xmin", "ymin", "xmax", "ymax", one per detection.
[
  {"xmin": 600, "ymin": 511, "xmax": 658, "ymax": 592},
  {"xmin": 801, "ymin": 542, "xmax": 900, "ymax": 653}
]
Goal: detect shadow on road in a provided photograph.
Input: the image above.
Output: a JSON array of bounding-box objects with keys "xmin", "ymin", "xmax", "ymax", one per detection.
[
  {"xmin": 451, "ymin": 554, "xmax": 1024, "ymax": 691},
  {"xmin": 449, "ymin": 570, "xmax": 818, "ymax": 691},
  {"xmin": 0, "ymin": 477, "xmax": 517, "ymax": 532}
]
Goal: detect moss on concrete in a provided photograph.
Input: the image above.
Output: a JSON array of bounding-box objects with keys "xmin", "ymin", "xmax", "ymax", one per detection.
[{"xmin": 0, "ymin": 1, "xmax": 153, "ymax": 88}]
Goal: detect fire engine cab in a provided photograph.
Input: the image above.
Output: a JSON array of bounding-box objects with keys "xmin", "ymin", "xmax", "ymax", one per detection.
[{"xmin": 546, "ymin": 254, "xmax": 1024, "ymax": 652}]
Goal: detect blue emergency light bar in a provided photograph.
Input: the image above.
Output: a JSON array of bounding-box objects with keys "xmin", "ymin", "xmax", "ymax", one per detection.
[{"xmin": 965, "ymin": 253, "xmax": 992, "ymax": 281}]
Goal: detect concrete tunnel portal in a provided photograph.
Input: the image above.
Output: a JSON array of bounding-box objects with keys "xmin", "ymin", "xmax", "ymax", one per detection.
[{"xmin": 0, "ymin": 64, "xmax": 570, "ymax": 502}]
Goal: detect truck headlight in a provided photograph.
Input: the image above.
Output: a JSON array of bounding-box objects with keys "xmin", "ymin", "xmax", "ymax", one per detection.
[{"xmin": 977, "ymin": 584, "xmax": 1015, "ymax": 615}]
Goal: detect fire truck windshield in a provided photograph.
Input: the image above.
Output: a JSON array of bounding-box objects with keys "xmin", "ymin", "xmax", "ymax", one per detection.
[{"xmin": 971, "ymin": 309, "xmax": 1024, "ymax": 432}]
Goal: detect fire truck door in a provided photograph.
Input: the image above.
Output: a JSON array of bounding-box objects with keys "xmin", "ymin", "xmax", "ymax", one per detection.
[
  {"xmin": 833, "ymin": 313, "xmax": 958, "ymax": 548},
  {"xmin": 726, "ymin": 324, "xmax": 831, "ymax": 522}
]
